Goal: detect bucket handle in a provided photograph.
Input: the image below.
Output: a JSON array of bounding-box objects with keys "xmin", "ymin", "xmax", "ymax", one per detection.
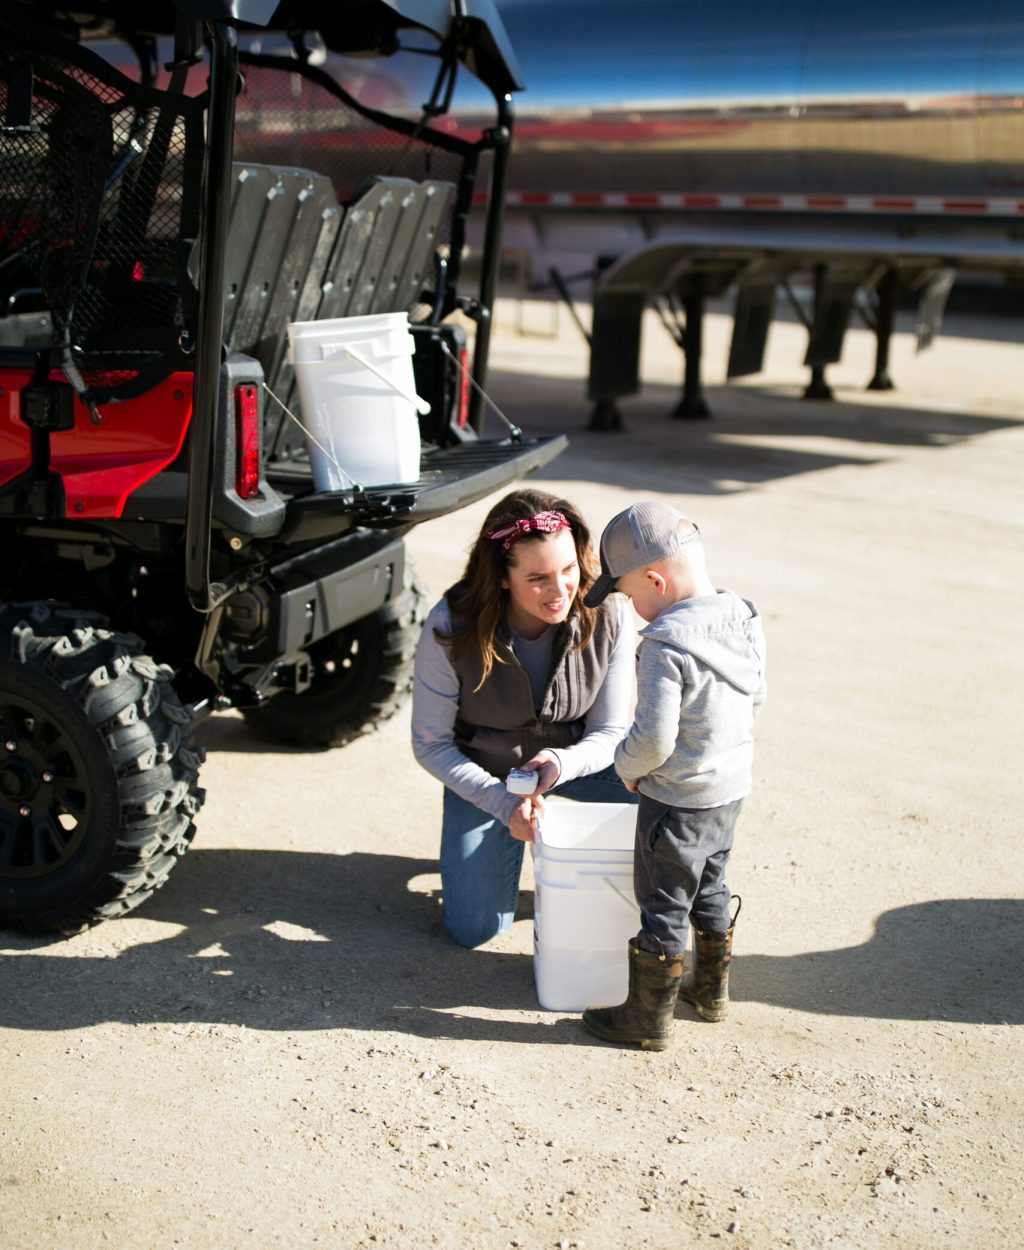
[
  {"xmin": 536, "ymin": 870, "xmax": 639, "ymax": 911},
  {"xmin": 603, "ymin": 877, "xmax": 640, "ymax": 912},
  {"xmin": 343, "ymin": 343, "xmax": 431, "ymax": 416}
]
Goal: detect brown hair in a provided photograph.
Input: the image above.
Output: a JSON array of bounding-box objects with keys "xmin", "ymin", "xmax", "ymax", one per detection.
[{"xmin": 437, "ymin": 488, "xmax": 601, "ymax": 689}]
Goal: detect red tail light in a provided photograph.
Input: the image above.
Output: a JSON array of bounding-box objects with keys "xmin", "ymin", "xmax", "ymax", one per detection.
[
  {"xmin": 234, "ymin": 383, "xmax": 260, "ymax": 499},
  {"xmin": 457, "ymin": 345, "xmax": 471, "ymax": 429}
]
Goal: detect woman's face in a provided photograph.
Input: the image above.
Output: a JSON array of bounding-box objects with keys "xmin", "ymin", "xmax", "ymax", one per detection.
[{"xmin": 502, "ymin": 528, "xmax": 580, "ymax": 639}]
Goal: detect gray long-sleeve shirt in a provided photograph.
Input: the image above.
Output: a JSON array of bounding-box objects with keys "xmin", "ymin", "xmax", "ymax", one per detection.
[
  {"xmin": 614, "ymin": 589, "xmax": 766, "ymax": 809},
  {"xmin": 412, "ymin": 594, "xmax": 635, "ymax": 826}
]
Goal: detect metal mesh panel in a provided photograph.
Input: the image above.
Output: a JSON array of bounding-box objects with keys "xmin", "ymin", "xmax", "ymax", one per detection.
[{"xmin": 0, "ymin": 24, "xmax": 202, "ymax": 402}]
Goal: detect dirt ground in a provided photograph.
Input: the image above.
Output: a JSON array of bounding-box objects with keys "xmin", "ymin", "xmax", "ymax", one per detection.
[{"xmin": 2, "ymin": 299, "xmax": 1022, "ymax": 1250}]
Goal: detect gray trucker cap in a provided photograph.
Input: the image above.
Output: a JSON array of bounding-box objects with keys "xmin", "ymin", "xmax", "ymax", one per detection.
[{"xmin": 584, "ymin": 501, "xmax": 699, "ymax": 607}]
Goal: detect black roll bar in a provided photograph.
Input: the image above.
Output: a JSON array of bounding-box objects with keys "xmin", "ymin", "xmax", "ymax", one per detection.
[
  {"xmin": 468, "ymin": 90, "xmax": 513, "ymax": 433},
  {"xmin": 185, "ymin": 19, "xmax": 238, "ymax": 612}
]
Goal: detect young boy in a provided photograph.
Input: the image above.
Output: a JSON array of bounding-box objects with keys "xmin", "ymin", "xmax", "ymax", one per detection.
[{"xmin": 581, "ymin": 501, "xmax": 766, "ymax": 1050}]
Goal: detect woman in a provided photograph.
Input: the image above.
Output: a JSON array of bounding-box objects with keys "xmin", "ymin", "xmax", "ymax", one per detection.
[{"xmin": 412, "ymin": 487, "xmax": 636, "ymax": 948}]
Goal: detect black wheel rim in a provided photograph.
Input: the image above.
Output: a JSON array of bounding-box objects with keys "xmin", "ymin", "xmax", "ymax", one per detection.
[{"xmin": 0, "ymin": 688, "xmax": 94, "ymax": 880}]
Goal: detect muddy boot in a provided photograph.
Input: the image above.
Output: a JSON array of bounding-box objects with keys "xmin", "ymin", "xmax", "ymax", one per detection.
[
  {"xmin": 582, "ymin": 939, "xmax": 684, "ymax": 1051},
  {"xmin": 678, "ymin": 924, "xmax": 735, "ymax": 1022}
]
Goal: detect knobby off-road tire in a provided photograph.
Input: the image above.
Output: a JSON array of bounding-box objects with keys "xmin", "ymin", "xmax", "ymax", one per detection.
[
  {"xmin": 242, "ymin": 570, "xmax": 428, "ymax": 749},
  {"xmin": 0, "ymin": 603, "xmax": 205, "ymax": 934}
]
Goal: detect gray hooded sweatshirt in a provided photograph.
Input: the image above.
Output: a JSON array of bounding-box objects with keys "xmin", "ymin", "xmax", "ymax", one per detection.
[{"xmin": 614, "ymin": 589, "xmax": 766, "ymax": 809}]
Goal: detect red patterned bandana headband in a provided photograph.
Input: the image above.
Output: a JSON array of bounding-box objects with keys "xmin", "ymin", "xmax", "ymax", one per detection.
[{"xmin": 486, "ymin": 510, "xmax": 571, "ymax": 553}]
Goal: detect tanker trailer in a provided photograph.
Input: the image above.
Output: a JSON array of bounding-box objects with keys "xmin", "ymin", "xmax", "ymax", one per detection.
[
  {"xmin": 485, "ymin": 0, "xmax": 1024, "ymax": 422},
  {"xmin": 272, "ymin": 0, "xmax": 1024, "ymax": 422}
]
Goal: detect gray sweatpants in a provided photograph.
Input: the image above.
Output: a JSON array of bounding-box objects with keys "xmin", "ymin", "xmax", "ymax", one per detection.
[{"xmin": 633, "ymin": 794, "xmax": 744, "ymax": 956}]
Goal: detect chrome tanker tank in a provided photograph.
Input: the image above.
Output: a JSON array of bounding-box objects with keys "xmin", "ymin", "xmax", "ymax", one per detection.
[
  {"xmin": 480, "ymin": 0, "xmax": 1024, "ymax": 293},
  {"xmin": 495, "ymin": 0, "xmax": 1024, "ymax": 203}
]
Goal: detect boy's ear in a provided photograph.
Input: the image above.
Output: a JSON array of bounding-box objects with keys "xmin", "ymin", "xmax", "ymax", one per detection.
[{"xmin": 645, "ymin": 568, "xmax": 668, "ymax": 595}]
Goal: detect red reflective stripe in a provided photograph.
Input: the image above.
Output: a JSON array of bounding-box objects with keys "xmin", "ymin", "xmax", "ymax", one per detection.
[
  {"xmin": 457, "ymin": 346, "xmax": 471, "ymax": 430},
  {"xmin": 498, "ymin": 191, "xmax": 1014, "ymax": 215},
  {"xmin": 942, "ymin": 199, "xmax": 988, "ymax": 213},
  {"xmin": 234, "ymin": 383, "xmax": 260, "ymax": 500}
]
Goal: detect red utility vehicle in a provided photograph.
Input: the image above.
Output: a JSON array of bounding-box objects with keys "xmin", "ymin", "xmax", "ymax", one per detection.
[{"xmin": 0, "ymin": 0, "xmax": 564, "ymax": 932}]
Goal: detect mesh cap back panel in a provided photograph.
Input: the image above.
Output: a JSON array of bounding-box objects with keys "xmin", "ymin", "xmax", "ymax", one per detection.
[{"xmin": 0, "ymin": 20, "xmax": 204, "ymax": 404}]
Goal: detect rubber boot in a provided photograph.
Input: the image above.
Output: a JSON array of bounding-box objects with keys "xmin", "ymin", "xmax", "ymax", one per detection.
[
  {"xmin": 582, "ymin": 939, "xmax": 685, "ymax": 1051},
  {"xmin": 677, "ymin": 924, "xmax": 734, "ymax": 1022}
]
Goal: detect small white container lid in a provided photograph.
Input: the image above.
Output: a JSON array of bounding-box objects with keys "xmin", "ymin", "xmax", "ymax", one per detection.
[{"xmin": 536, "ymin": 797, "xmax": 637, "ymax": 853}]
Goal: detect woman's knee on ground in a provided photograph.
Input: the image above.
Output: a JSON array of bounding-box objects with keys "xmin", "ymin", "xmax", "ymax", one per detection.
[{"xmin": 443, "ymin": 907, "xmax": 514, "ymax": 949}]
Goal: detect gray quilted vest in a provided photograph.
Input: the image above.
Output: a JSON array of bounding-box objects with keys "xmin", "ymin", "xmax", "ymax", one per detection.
[{"xmin": 447, "ymin": 593, "xmax": 619, "ymax": 779}]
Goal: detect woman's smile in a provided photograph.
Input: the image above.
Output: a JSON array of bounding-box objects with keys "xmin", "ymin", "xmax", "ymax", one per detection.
[{"xmin": 502, "ymin": 529, "xmax": 581, "ymax": 638}]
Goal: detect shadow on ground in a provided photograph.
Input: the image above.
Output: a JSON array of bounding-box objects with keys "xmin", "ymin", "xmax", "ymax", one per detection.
[
  {"xmin": 2, "ymin": 850, "xmax": 1021, "ymax": 1041},
  {"xmin": 194, "ymin": 713, "xmax": 324, "ymax": 755},
  {"xmin": 479, "ymin": 369, "xmax": 1024, "ymax": 497}
]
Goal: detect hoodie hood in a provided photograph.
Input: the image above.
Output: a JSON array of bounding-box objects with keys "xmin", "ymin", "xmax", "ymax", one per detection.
[{"xmin": 640, "ymin": 589, "xmax": 764, "ymax": 696}]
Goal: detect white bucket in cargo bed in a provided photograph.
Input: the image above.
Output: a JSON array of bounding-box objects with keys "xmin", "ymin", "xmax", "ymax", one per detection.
[
  {"xmin": 531, "ymin": 798, "xmax": 640, "ymax": 1012},
  {"xmin": 287, "ymin": 311, "xmax": 426, "ymax": 491}
]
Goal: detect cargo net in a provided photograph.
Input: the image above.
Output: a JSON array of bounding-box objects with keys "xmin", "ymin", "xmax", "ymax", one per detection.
[
  {"xmin": 0, "ymin": 25, "xmax": 202, "ymax": 406},
  {"xmin": 233, "ymin": 57, "xmax": 474, "ymax": 323}
]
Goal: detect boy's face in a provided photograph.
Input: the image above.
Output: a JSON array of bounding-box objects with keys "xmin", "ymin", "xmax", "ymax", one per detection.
[{"xmin": 616, "ymin": 566, "xmax": 667, "ymax": 623}]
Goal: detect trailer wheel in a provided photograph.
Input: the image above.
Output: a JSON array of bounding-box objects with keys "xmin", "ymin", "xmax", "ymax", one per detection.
[
  {"xmin": 0, "ymin": 604, "xmax": 204, "ymax": 935},
  {"xmin": 242, "ymin": 570, "xmax": 427, "ymax": 749}
]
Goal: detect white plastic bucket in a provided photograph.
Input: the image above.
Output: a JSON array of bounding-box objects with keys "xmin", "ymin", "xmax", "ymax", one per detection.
[
  {"xmin": 531, "ymin": 798, "xmax": 640, "ymax": 1012},
  {"xmin": 287, "ymin": 311, "xmax": 426, "ymax": 490}
]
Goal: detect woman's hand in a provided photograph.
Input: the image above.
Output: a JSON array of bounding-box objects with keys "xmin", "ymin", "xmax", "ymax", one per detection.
[
  {"xmin": 507, "ymin": 752, "xmax": 560, "ymax": 840},
  {"xmin": 508, "ymin": 793, "xmax": 544, "ymax": 842},
  {"xmin": 521, "ymin": 750, "xmax": 562, "ymax": 796},
  {"xmin": 622, "ymin": 778, "xmax": 639, "ymax": 793}
]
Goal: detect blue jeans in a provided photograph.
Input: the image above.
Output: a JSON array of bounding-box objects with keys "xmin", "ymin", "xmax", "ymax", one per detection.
[{"xmin": 439, "ymin": 765, "xmax": 636, "ymax": 948}]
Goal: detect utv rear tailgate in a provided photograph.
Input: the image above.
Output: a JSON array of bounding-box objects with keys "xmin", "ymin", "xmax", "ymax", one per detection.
[{"xmin": 272, "ymin": 435, "xmax": 567, "ymax": 544}]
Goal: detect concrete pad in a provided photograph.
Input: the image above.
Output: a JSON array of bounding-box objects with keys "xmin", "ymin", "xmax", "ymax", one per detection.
[{"xmin": 1, "ymin": 299, "xmax": 1021, "ymax": 1249}]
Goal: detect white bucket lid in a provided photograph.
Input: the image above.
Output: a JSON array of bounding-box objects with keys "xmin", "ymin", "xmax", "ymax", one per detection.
[
  {"xmin": 288, "ymin": 311, "xmax": 410, "ymax": 339},
  {"xmin": 536, "ymin": 798, "xmax": 637, "ymax": 853}
]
